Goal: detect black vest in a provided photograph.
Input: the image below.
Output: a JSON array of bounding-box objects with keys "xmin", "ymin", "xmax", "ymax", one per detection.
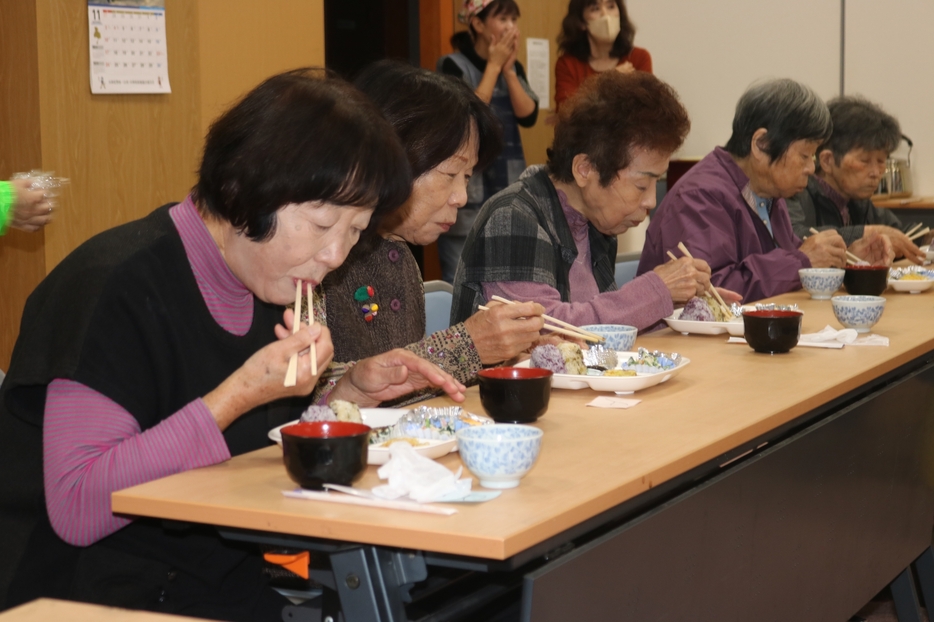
[{"xmin": 0, "ymin": 205, "xmax": 304, "ymax": 619}]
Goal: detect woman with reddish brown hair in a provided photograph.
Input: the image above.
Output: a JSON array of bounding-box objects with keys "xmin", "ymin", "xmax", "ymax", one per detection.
[
  {"xmin": 555, "ymin": 0, "xmax": 651, "ymax": 111},
  {"xmin": 452, "ymin": 71, "xmax": 741, "ymax": 329}
]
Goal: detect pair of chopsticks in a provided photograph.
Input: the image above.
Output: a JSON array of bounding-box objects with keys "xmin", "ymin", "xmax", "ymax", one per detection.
[
  {"xmin": 668, "ymin": 242, "xmax": 732, "ymax": 317},
  {"xmin": 808, "ymin": 228, "xmax": 867, "ymax": 265},
  {"xmin": 478, "ymin": 295, "xmax": 604, "ymax": 343},
  {"xmin": 906, "ymin": 222, "xmax": 930, "ymax": 241},
  {"xmin": 284, "ymin": 280, "xmax": 317, "ymax": 387}
]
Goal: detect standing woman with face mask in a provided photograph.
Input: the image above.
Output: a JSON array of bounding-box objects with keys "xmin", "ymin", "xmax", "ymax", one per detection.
[
  {"xmin": 436, "ymin": 0, "xmax": 539, "ymax": 284},
  {"xmin": 555, "ymin": 0, "xmax": 652, "ymax": 112}
]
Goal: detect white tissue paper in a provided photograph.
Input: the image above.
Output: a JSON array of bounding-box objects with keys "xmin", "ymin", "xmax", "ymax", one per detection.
[
  {"xmin": 800, "ymin": 325, "xmax": 889, "ymax": 346},
  {"xmin": 372, "ymin": 442, "xmax": 472, "ymax": 503},
  {"xmin": 800, "ymin": 325, "xmax": 858, "ymax": 344}
]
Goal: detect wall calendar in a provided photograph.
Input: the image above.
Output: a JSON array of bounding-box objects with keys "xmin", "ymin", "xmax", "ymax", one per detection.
[{"xmin": 88, "ymin": 1, "xmax": 170, "ymax": 95}]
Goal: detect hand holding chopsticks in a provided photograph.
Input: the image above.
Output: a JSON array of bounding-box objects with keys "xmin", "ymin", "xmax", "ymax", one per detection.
[
  {"xmin": 807, "ymin": 227, "xmax": 867, "ymax": 266},
  {"xmin": 484, "ymin": 295, "xmax": 605, "ymax": 343},
  {"xmin": 669, "ymin": 243, "xmax": 732, "ymax": 317}
]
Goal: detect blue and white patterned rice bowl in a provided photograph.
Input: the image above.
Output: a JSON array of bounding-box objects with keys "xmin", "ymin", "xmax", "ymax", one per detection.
[
  {"xmin": 456, "ymin": 424, "xmax": 543, "ymax": 489},
  {"xmin": 830, "ymin": 295, "xmax": 886, "ymax": 333},
  {"xmin": 579, "ymin": 324, "xmax": 637, "ymax": 351},
  {"xmin": 798, "ymin": 268, "xmax": 845, "ymax": 300}
]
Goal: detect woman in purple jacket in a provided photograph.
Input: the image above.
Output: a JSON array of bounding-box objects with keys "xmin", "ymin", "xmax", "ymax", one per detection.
[{"xmin": 638, "ymin": 78, "xmax": 893, "ymax": 302}]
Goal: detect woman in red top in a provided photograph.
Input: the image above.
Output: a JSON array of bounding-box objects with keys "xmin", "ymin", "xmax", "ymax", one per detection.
[{"xmin": 555, "ymin": 0, "xmax": 652, "ymax": 111}]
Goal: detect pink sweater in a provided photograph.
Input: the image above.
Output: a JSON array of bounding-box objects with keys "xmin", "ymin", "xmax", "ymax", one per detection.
[
  {"xmin": 44, "ymin": 198, "xmax": 249, "ymax": 546},
  {"xmin": 483, "ymin": 190, "xmax": 672, "ymax": 330}
]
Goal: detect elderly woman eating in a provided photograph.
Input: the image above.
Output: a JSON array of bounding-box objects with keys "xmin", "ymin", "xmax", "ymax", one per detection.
[
  {"xmin": 316, "ymin": 61, "xmax": 546, "ymax": 402},
  {"xmin": 0, "ymin": 69, "xmax": 465, "ymax": 620},
  {"xmin": 637, "ymin": 79, "xmax": 894, "ymax": 302},
  {"xmin": 785, "ymin": 96, "xmax": 925, "ymax": 264},
  {"xmin": 452, "ymin": 70, "xmax": 732, "ymax": 329}
]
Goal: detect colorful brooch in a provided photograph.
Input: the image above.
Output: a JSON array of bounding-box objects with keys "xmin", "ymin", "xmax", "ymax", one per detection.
[{"xmin": 354, "ymin": 285, "xmax": 374, "ymax": 302}]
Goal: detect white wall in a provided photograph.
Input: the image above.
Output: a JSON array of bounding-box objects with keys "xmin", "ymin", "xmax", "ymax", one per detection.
[
  {"xmin": 845, "ymin": 0, "xmax": 934, "ymax": 195},
  {"xmin": 625, "ymin": 1, "xmax": 934, "ymax": 196},
  {"xmin": 628, "ymin": 0, "xmax": 841, "ymax": 159}
]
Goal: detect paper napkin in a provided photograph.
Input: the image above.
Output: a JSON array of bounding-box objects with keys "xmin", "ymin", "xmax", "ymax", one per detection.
[
  {"xmin": 801, "ymin": 325, "xmax": 889, "ymax": 346},
  {"xmin": 372, "ymin": 442, "xmax": 472, "ymax": 503},
  {"xmin": 800, "ymin": 325, "xmax": 858, "ymax": 344}
]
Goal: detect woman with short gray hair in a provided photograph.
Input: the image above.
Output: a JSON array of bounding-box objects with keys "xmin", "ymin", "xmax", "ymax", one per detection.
[
  {"xmin": 724, "ymin": 78, "xmax": 832, "ymax": 161},
  {"xmin": 785, "ymin": 96, "xmax": 925, "ymax": 263},
  {"xmin": 638, "ymin": 78, "xmax": 894, "ymax": 302}
]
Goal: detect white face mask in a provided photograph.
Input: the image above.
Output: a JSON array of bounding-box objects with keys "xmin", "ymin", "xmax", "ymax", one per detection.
[{"xmin": 587, "ymin": 14, "xmax": 621, "ymax": 43}]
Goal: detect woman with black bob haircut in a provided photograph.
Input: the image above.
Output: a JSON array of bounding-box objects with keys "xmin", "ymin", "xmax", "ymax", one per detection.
[
  {"xmin": 554, "ymin": 0, "xmax": 651, "ymax": 111},
  {"xmin": 452, "ymin": 71, "xmax": 729, "ymax": 332},
  {"xmin": 317, "ymin": 60, "xmax": 547, "ymax": 400},
  {"xmin": 194, "ymin": 68, "xmax": 411, "ymax": 240},
  {"xmin": 0, "ymin": 67, "xmax": 465, "ymax": 620}
]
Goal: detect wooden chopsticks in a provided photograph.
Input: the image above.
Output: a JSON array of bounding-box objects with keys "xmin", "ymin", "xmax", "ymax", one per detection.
[
  {"xmin": 670, "ymin": 242, "xmax": 732, "ymax": 317},
  {"xmin": 808, "ymin": 227, "xmax": 867, "ymax": 265},
  {"xmin": 284, "ymin": 280, "xmax": 316, "ymax": 387},
  {"xmin": 308, "ymin": 283, "xmax": 317, "ymax": 376},
  {"xmin": 905, "ymin": 223, "xmax": 924, "ymax": 239},
  {"xmin": 284, "ymin": 280, "xmax": 302, "ymax": 387},
  {"xmin": 908, "ymin": 226, "xmax": 930, "ymax": 242},
  {"xmin": 483, "ymin": 295, "xmax": 604, "ymax": 343}
]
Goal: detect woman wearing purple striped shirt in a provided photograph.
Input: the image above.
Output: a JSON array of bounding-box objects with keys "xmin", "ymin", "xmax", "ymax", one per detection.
[{"xmin": 0, "ymin": 69, "xmax": 465, "ymax": 620}]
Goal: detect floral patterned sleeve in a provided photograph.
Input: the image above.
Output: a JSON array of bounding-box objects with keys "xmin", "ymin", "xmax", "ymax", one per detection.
[{"xmin": 404, "ymin": 322, "xmax": 483, "ymax": 386}]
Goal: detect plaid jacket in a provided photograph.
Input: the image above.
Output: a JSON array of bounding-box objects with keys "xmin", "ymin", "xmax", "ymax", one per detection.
[{"xmin": 451, "ymin": 166, "xmax": 618, "ymax": 324}]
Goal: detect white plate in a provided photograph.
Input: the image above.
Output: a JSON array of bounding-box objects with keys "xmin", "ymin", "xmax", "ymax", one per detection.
[
  {"xmin": 888, "ymin": 278, "xmax": 934, "ymax": 293},
  {"xmin": 516, "ymin": 351, "xmax": 690, "ymax": 392},
  {"xmin": 664, "ymin": 308, "xmax": 745, "ymax": 336},
  {"xmin": 268, "ymin": 408, "xmax": 461, "ymax": 465},
  {"xmin": 367, "ymin": 438, "xmax": 458, "ymax": 465}
]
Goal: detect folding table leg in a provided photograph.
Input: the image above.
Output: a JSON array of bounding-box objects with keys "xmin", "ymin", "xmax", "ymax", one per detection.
[
  {"xmin": 328, "ymin": 547, "xmax": 427, "ymax": 622},
  {"xmin": 891, "ymin": 566, "xmax": 924, "ymax": 622}
]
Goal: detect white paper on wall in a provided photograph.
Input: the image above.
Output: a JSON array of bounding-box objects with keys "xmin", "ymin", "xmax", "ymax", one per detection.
[
  {"xmin": 89, "ymin": 1, "xmax": 171, "ymax": 95},
  {"xmin": 525, "ymin": 37, "xmax": 550, "ymax": 110}
]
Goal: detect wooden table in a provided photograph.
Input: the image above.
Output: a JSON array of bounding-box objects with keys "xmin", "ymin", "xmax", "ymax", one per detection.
[
  {"xmin": 0, "ymin": 598, "xmax": 206, "ymax": 621},
  {"xmin": 113, "ymin": 289, "xmax": 934, "ymax": 622}
]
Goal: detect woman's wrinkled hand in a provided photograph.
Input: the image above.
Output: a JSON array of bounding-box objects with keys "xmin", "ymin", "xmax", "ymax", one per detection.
[
  {"xmin": 799, "ymin": 229, "xmax": 847, "ymax": 268},
  {"xmin": 463, "ymin": 301, "xmax": 546, "ymax": 364},
  {"xmin": 865, "ymin": 225, "xmax": 924, "ymax": 264},
  {"xmin": 653, "ymin": 256, "xmax": 712, "ymax": 303},
  {"xmin": 330, "ymin": 349, "xmax": 466, "ymax": 407},
  {"xmin": 848, "ymin": 231, "xmax": 894, "ymax": 266},
  {"xmin": 203, "ymin": 308, "xmax": 333, "ymax": 431}
]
